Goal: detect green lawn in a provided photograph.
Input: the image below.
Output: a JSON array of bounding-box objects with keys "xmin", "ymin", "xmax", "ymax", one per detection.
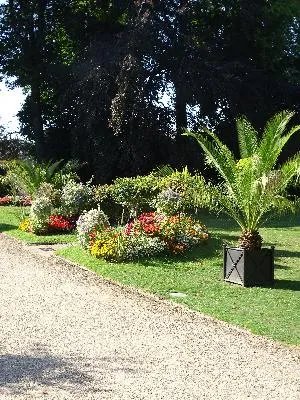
[{"xmin": 1, "ymin": 206, "xmax": 299, "ymax": 345}]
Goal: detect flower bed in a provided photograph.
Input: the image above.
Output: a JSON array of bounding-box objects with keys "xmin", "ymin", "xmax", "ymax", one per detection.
[
  {"xmin": 0, "ymin": 196, "xmax": 31, "ymax": 206},
  {"xmin": 19, "ymin": 214, "xmax": 77, "ymax": 234},
  {"xmin": 78, "ymin": 210, "xmax": 209, "ymax": 262}
]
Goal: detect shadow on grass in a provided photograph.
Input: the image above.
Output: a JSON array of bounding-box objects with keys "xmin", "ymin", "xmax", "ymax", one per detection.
[
  {"xmin": 263, "ymin": 215, "xmax": 300, "ymax": 228},
  {"xmin": 0, "ymin": 223, "xmax": 16, "ymax": 232},
  {"xmin": 274, "ymin": 263, "xmax": 290, "ymax": 270},
  {"xmin": 135, "ymin": 235, "xmax": 233, "ymax": 269},
  {"xmin": 275, "ymin": 249, "xmax": 300, "ymax": 258},
  {"xmin": 274, "ymin": 279, "xmax": 300, "ymax": 291}
]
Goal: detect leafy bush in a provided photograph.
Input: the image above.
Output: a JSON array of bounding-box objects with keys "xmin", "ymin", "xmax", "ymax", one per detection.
[
  {"xmin": 94, "ymin": 169, "xmax": 210, "ymax": 223},
  {"xmin": 110, "ymin": 174, "xmax": 159, "ymax": 217},
  {"xmin": 51, "ymin": 160, "xmax": 81, "ymax": 190},
  {"xmin": 59, "ymin": 180, "xmax": 94, "ymax": 217},
  {"xmin": 6, "ymin": 159, "xmax": 64, "ymax": 196},
  {"xmin": 157, "ymin": 167, "xmax": 210, "ymax": 213},
  {"xmin": 0, "ymin": 161, "xmax": 13, "ymax": 196},
  {"xmin": 94, "ymin": 184, "xmax": 125, "ymax": 225},
  {"xmin": 35, "ymin": 183, "xmax": 60, "ymax": 206},
  {"xmin": 154, "ymin": 188, "xmax": 182, "ymax": 215}
]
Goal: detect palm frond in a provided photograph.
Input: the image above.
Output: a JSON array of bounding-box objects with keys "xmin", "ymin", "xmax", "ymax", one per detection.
[
  {"xmin": 258, "ymin": 111, "xmax": 296, "ymax": 173},
  {"xmin": 152, "ymin": 164, "xmax": 175, "ymax": 177},
  {"xmin": 45, "ymin": 159, "xmax": 64, "ymax": 181},
  {"xmin": 236, "ymin": 116, "xmax": 258, "ymax": 158},
  {"xmin": 184, "ymin": 128, "xmax": 236, "ymax": 186}
]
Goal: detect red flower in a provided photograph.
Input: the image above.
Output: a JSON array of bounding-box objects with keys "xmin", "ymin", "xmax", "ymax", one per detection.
[{"xmin": 48, "ymin": 215, "xmax": 76, "ymax": 232}]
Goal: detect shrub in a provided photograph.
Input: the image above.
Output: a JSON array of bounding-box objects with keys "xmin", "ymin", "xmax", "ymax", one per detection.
[
  {"xmin": 6, "ymin": 159, "xmax": 64, "ymax": 196},
  {"xmin": 76, "ymin": 208, "xmax": 110, "ymax": 248},
  {"xmin": 29, "ymin": 196, "xmax": 52, "ymax": 234},
  {"xmin": 110, "ymin": 174, "xmax": 159, "ymax": 217},
  {"xmin": 157, "ymin": 167, "xmax": 210, "ymax": 213},
  {"xmin": 35, "ymin": 183, "xmax": 60, "ymax": 205},
  {"xmin": 59, "ymin": 180, "xmax": 94, "ymax": 217},
  {"xmin": 154, "ymin": 188, "xmax": 182, "ymax": 215},
  {"xmin": 94, "ymin": 184, "xmax": 125, "ymax": 224},
  {"xmin": 0, "ymin": 161, "xmax": 13, "ymax": 196}
]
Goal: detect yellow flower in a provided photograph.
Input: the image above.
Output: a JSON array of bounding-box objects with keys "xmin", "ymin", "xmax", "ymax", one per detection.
[{"xmin": 19, "ymin": 219, "xmax": 31, "ymax": 232}]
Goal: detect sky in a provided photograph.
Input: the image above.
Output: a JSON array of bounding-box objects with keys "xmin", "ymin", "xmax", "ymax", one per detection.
[
  {"xmin": 0, "ymin": 1, "xmax": 25, "ymax": 133},
  {"xmin": 0, "ymin": 81, "xmax": 25, "ymax": 133}
]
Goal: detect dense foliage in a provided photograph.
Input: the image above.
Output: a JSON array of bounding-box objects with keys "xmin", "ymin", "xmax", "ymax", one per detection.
[{"xmin": 0, "ymin": 1, "xmax": 299, "ymax": 182}]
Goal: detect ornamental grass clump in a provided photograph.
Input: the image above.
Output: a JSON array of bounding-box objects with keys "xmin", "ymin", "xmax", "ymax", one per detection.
[{"xmin": 184, "ymin": 110, "xmax": 300, "ymax": 250}]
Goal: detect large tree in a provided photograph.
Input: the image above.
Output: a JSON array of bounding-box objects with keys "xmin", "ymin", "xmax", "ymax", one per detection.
[{"xmin": 0, "ymin": 0, "xmax": 299, "ymax": 181}]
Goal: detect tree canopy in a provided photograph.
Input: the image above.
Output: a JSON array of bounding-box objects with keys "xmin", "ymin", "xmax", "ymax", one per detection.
[{"xmin": 0, "ymin": 0, "xmax": 299, "ymax": 182}]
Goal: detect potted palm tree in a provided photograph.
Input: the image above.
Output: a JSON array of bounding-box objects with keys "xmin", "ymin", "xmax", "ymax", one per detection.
[{"xmin": 185, "ymin": 111, "xmax": 300, "ymax": 287}]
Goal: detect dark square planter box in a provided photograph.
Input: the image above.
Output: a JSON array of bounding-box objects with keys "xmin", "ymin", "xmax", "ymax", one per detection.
[{"xmin": 223, "ymin": 246, "xmax": 275, "ymax": 287}]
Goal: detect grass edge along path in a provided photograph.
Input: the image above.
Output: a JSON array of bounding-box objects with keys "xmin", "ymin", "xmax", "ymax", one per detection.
[{"xmin": 1, "ymin": 206, "xmax": 299, "ymax": 346}]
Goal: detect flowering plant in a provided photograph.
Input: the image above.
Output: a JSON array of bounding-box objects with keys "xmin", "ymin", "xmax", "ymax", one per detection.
[
  {"xmin": 85, "ymin": 211, "xmax": 209, "ymax": 261},
  {"xmin": 29, "ymin": 196, "xmax": 52, "ymax": 234},
  {"xmin": 159, "ymin": 214, "xmax": 209, "ymax": 253},
  {"xmin": 19, "ymin": 218, "xmax": 31, "ymax": 232},
  {"xmin": 154, "ymin": 188, "xmax": 182, "ymax": 215},
  {"xmin": 0, "ymin": 195, "xmax": 31, "ymax": 206},
  {"xmin": 48, "ymin": 215, "xmax": 77, "ymax": 233},
  {"xmin": 0, "ymin": 196, "xmax": 13, "ymax": 205},
  {"xmin": 124, "ymin": 212, "xmax": 208, "ymax": 254},
  {"xmin": 90, "ymin": 228, "xmax": 166, "ymax": 262},
  {"xmin": 76, "ymin": 208, "xmax": 110, "ymax": 248}
]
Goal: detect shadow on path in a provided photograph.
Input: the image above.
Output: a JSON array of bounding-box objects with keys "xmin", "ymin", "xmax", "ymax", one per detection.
[
  {"xmin": 0, "ymin": 351, "xmax": 144, "ymax": 396},
  {"xmin": 0, "ymin": 353, "xmax": 92, "ymax": 396}
]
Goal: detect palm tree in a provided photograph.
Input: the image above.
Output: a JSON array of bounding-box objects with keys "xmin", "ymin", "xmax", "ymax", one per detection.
[{"xmin": 184, "ymin": 111, "xmax": 300, "ymax": 250}]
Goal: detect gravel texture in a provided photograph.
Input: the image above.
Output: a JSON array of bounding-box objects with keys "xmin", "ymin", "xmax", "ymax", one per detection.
[{"xmin": 0, "ymin": 233, "xmax": 299, "ymax": 400}]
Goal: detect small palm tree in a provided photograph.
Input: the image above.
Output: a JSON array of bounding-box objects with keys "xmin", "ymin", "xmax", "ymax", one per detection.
[
  {"xmin": 8, "ymin": 158, "xmax": 63, "ymax": 196},
  {"xmin": 184, "ymin": 111, "xmax": 300, "ymax": 250}
]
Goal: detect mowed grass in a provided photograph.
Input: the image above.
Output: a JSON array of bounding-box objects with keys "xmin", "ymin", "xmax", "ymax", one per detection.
[
  {"xmin": 1, "ymin": 206, "xmax": 299, "ymax": 345},
  {"xmin": 0, "ymin": 206, "xmax": 76, "ymax": 244}
]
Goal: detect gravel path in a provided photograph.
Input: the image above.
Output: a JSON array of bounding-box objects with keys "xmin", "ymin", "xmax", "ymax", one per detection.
[{"xmin": 0, "ymin": 233, "xmax": 299, "ymax": 400}]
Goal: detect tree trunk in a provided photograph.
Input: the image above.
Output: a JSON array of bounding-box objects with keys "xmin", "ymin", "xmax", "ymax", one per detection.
[
  {"xmin": 175, "ymin": 78, "xmax": 187, "ymax": 135},
  {"xmin": 31, "ymin": 77, "xmax": 45, "ymax": 161}
]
